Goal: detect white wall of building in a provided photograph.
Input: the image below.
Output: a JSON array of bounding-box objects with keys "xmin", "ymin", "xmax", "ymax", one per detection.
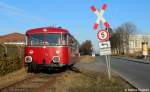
[{"xmin": 129, "ymin": 35, "xmax": 150, "ymax": 53}]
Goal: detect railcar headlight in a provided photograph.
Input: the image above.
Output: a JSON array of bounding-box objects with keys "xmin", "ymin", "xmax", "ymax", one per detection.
[
  {"xmin": 52, "ymin": 56, "xmax": 60, "ymax": 63},
  {"xmin": 25, "ymin": 56, "xmax": 32, "ymax": 63},
  {"xmin": 29, "ymin": 50, "xmax": 33, "ymax": 54},
  {"xmin": 56, "ymin": 50, "xmax": 60, "ymax": 55}
]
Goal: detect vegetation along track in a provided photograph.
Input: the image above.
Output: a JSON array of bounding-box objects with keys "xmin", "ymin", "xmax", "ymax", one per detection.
[{"xmin": 0, "ymin": 71, "xmax": 63, "ymax": 92}]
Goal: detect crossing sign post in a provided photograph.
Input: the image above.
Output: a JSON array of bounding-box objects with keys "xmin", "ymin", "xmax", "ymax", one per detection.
[
  {"xmin": 90, "ymin": 3, "xmax": 112, "ymax": 80},
  {"xmin": 99, "ymin": 41, "xmax": 111, "ymax": 80}
]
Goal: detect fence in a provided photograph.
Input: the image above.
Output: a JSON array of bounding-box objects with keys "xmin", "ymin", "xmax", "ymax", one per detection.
[{"xmin": 0, "ymin": 44, "xmax": 24, "ymax": 76}]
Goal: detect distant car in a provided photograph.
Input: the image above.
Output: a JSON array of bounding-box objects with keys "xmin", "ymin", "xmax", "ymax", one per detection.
[
  {"xmin": 92, "ymin": 53, "xmax": 95, "ymax": 57},
  {"xmin": 95, "ymin": 54, "xmax": 100, "ymax": 56}
]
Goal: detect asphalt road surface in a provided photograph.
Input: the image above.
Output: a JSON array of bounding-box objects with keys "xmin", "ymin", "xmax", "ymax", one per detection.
[
  {"xmin": 76, "ymin": 56, "xmax": 150, "ymax": 89},
  {"xmin": 110, "ymin": 56, "xmax": 150, "ymax": 89}
]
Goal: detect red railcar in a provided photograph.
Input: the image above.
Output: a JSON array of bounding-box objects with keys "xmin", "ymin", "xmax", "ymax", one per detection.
[{"xmin": 24, "ymin": 27, "xmax": 79, "ymax": 71}]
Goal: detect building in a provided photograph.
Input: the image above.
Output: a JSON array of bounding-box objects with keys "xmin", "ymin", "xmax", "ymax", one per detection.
[
  {"xmin": 129, "ymin": 35, "xmax": 150, "ymax": 54},
  {"xmin": 4, "ymin": 42, "xmax": 25, "ymax": 45}
]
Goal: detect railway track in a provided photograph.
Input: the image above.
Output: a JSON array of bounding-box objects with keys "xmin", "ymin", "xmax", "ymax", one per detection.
[{"xmin": 0, "ymin": 71, "xmax": 63, "ymax": 92}]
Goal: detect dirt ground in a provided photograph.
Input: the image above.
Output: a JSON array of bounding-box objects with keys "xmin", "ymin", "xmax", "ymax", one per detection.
[
  {"xmin": 0, "ymin": 68, "xmax": 133, "ymax": 92},
  {"xmin": 0, "ymin": 68, "xmax": 32, "ymax": 89}
]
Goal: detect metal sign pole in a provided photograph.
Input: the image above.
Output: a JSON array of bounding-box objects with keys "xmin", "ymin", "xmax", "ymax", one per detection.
[
  {"xmin": 105, "ymin": 55, "xmax": 108, "ymax": 71},
  {"xmin": 108, "ymin": 55, "xmax": 111, "ymax": 79},
  {"xmin": 105, "ymin": 55, "xmax": 111, "ymax": 80},
  {"xmin": 99, "ymin": 41, "xmax": 111, "ymax": 80}
]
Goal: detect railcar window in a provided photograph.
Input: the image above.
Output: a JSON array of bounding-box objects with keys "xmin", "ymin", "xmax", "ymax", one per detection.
[
  {"xmin": 45, "ymin": 34, "xmax": 61, "ymax": 46},
  {"xmin": 29, "ymin": 34, "xmax": 44, "ymax": 46},
  {"xmin": 62, "ymin": 34, "xmax": 68, "ymax": 45},
  {"xmin": 68, "ymin": 36, "xmax": 73, "ymax": 46}
]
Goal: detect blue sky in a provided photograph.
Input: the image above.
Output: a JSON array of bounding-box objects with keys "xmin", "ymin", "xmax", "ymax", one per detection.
[{"xmin": 0, "ymin": 0, "xmax": 150, "ymax": 50}]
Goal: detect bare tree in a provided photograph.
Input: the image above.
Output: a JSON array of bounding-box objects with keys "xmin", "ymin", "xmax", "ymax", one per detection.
[
  {"xmin": 110, "ymin": 22, "xmax": 137, "ymax": 55},
  {"xmin": 143, "ymin": 35, "xmax": 149, "ymax": 42},
  {"xmin": 79, "ymin": 40, "xmax": 93, "ymax": 55},
  {"xmin": 121, "ymin": 22, "xmax": 137, "ymax": 55}
]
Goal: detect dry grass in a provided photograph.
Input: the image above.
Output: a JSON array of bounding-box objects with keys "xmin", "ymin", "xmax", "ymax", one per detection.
[
  {"xmin": 79, "ymin": 55, "xmax": 96, "ymax": 63},
  {"xmin": 0, "ymin": 68, "xmax": 133, "ymax": 92},
  {"xmin": 55, "ymin": 70, "xmax": 132, "ymax": 92},
  {"xmin": 0, "ymin": 67, "xmax": 32, "ymax": 89}
]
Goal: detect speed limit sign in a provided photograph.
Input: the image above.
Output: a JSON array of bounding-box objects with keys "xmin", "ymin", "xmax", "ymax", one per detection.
[{"xmin": 97, "ymin": 30, "xmax": 109, "ymax": 42}]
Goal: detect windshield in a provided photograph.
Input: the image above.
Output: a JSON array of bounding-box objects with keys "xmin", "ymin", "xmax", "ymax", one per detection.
[
  {"xmin": 29, "ymin": 34, "xmax": 44, "ymax": 46},
  {"xmin": 45, "ymin": 34, "xmax": 61, "ymax": 46},
  {"xmin": 28, "ymin": 33, "xmax": 61, "ymax": 46}
]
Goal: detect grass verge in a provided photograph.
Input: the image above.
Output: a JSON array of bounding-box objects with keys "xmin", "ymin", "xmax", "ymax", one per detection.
[
  {"xmin": 79, "ymin": 55, "xmax": 96, "ymax": 63},
  {"xmin": 55, "ymin": 70, "xmax": 133, "ymax": 92}
]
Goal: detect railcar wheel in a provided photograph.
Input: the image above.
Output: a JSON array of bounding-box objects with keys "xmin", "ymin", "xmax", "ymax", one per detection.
[
  {"xmin": 32, "ymin": 65, "xmax": 38, "ymax": 73},
  {"xmin": 68, "ymin": 64, "xmax": 74, "ymax": 69},
  {"xmin": 27, "ymin": 65, "xmax": 33, "ymax": 73}
]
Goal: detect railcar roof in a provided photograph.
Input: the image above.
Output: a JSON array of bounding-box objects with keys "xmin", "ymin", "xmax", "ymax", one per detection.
[{"xmin": 26, "ymin": 27, "xmax": 69, "ymax": 34}]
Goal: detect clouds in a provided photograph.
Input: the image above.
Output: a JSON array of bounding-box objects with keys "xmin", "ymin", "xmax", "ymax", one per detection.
[{"xmin": 0, "ymin": 1, "xmax": 46, "ymax": 23}]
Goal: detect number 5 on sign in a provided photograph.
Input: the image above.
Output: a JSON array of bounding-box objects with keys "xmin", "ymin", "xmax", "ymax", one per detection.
[{"xmin": 97, "ymin": 29, "xmax": 109, "ymax": 42}]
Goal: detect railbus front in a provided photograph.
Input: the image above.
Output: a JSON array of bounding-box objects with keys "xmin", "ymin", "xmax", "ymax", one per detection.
[{"xmin": 24, "ymin": 27, "xmax": 79, "ymax": 71}]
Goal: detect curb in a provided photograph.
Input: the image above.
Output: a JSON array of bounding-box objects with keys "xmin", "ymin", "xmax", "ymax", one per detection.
[
  {"xmin": 112, "ymin": 56, "xmax": 150, "ymax": 64},
  {"xmin": 111, "ymin": 69, "xmax": 140, "ymax": 92}
]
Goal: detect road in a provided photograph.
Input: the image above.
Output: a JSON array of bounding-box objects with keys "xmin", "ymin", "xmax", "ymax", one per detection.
[
  {"xmin": 110, "ymin": 56, "xmax": 150, "ymax": 89},
  {"xmin": 76, "ymin": 56, "xmax": 150, "ymax": 89}
]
